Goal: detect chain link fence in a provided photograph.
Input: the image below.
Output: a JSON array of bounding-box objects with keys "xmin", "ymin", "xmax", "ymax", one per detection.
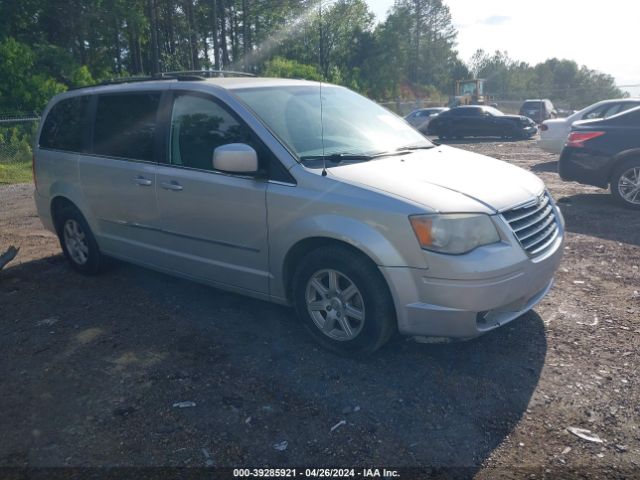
[{"xmin": 0, "ymin": 114, "xmax": 40, "ymax": 185}]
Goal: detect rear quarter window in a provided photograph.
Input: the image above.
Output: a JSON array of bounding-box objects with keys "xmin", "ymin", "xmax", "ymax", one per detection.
[{"xmin": 39, "ymin": 96, "xmax": 90, "ymax": 152}]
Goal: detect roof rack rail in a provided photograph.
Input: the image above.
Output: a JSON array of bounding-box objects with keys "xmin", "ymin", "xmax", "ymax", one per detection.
[
  {"xmin": 162, "ymin": 70, "xmax": 256, "ymax": 78},
  {"xmin": 68, "ymin": 70, "xmax": 255, "ymax": 90}
]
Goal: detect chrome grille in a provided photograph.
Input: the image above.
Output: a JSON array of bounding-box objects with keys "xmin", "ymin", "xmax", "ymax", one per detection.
[{"xmin": 502, "ymin": 192, "xmax": 559, "ymax": 257}]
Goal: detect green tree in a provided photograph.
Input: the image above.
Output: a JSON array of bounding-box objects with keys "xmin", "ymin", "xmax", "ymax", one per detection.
[
  {"xmin": 262, "ymin": 56, "xmax": 321, "ymax": 80},
  {"xmin": 0, "ymin": 38, "xmax": 65, "ymax": 113}
]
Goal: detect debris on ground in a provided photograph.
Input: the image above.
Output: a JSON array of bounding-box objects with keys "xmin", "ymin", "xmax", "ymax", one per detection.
[
  {"xmin": 172, "ymin": 401, "xmax": 197, "ymax": 408},
  {"xmin": 36, "ymin": 316, "xmax": 59, "ymax": 327},
  {"xmin": 201, "ymin": 448, "xmax": 214, "ymax": 467},
  {"xmin": 330, "ymin": 420, "xmax": 346, "ymax": 432},
  {"xmin": 576, "ymin": 316, "xmax": 599, "ymax": 327},
  {"xmin": 567, "ymin": 427, "xmax": 604, "ymax": 443},
  {"xmin": 273, "ymin": 441, "xmax": 288, "ymax": 451},
  {"xmin": 0, "ymin": 246, "xmax": 19, "ymax": 270}
]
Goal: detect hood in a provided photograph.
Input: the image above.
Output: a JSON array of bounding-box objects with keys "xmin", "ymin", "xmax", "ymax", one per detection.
[
  {"xmin": 502, "ymin": 114, "xmax": 529, "ymax": 122},
  {"xmin": 326, "ymin": 145, "xmax": 544, "ymax": 213}
]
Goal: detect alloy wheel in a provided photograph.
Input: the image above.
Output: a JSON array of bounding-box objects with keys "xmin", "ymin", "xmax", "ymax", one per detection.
[
  {"xmin": 63, "ymin": 219, "xmax": 89, "ymax": 265},
  {"xmin": 618, "ymin": 166, "xmax": 640, "ymax": 205},
  {"xmin": 305, "ymin": 269, "xmax": 365, "ymax": 341}
]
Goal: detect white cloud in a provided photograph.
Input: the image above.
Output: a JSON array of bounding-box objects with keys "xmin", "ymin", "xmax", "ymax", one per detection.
[
  {"xmin": 365, "ymin": 0, "xmax": 640, "ymax": 93},
  {"xmin": 478, "ymin": 15, "xmax": 511, "ymax": 26}
]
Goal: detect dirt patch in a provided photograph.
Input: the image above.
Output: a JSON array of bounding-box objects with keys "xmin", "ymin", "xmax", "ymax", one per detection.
[{"xmin": 1, "ymin": 139, "xmax": 638, "ymax": 476}]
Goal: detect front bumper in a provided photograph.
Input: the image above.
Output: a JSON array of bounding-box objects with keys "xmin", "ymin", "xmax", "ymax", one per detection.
[{"xmin": 380, "ymin": 216, "xmax": 564, "ymax": 338}]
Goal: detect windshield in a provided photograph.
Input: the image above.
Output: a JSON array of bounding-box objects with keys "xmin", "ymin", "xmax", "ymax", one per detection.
[
  {"xmin": 484, "ymin": 106, "xmax": 504, "ymax": 116},
  {"xmin": 233, "ymin": 85, "xmax": 432, "ymax": 161},
  {"xmin": 521, "ymin": 102, "xmax": 541, "ymax": 111}
]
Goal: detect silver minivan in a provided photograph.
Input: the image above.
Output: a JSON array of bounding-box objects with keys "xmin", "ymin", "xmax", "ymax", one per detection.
[{"xmin": 34, "ymin": 75, "xmax": 564, "ymax": 355}]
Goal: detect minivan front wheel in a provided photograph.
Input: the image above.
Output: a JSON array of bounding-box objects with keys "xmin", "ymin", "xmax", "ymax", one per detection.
[
  {"xmin": 57, "ymin": 206, "xmax": 104, "ymax": 274},
  {"xmin": 292, "ymin": 246, "xmax": 396, "ymax": 355},
  {"xmin": 611, "ymin": 159, "xmax": 640, "ymax": 210}
]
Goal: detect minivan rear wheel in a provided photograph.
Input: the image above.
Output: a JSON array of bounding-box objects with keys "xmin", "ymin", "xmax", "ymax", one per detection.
[
  {"xmin": 57, "ymin": 206, "xmax": 105, "ymax": 274},
  {"xmin": 611, "ymin": 159, "xmax": 640, "ymax": 210},
  {"xmin": 292, "ymin": 246, "xmax": 396, "ymax": 356}
]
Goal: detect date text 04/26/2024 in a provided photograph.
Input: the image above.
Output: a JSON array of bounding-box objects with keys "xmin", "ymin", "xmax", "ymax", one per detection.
[{"xmin": 233, "ymin": 468, "xmax": 400, "ymax": 478}]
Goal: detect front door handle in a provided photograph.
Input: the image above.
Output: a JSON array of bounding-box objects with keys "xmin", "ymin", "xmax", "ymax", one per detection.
[
  {"xmin": 161, "ymin": 181, "xmax": 183, "ymax": 191},
  {"xmin": 134, "ymin": 176, "xmax": 152, "ymax": 186}
]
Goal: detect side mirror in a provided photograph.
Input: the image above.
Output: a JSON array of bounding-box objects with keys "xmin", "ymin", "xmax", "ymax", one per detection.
[{"xmin": 213, "ymin": 143, "xmax": 258, "ymax": 174}]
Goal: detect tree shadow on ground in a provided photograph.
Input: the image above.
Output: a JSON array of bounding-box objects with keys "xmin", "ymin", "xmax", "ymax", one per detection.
[
  {"xmin": 557, "ymin": 193, "xmax": 640, "ymax": 247},
  {"xmin": 0, "ymin": 256, "xmax": 547, "ymax": 472},
  {"xmin": 531, "ymin": 160, "xmax": 558, "ymax": 173}
]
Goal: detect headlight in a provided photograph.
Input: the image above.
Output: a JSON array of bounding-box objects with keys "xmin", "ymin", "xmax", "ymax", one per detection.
[{"xmin": 409, "ymin": 214, "xmax": 500, "ymax": 254}]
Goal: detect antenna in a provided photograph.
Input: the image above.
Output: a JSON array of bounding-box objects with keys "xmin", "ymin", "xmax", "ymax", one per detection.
[{"xmin": 319, "ymin": 0, "xmax": 327, "ymax": 177}]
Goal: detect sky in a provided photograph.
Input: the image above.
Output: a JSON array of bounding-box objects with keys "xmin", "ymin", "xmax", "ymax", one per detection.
[{"xmin": 365, "ymin": 0, "xmax": 640, "ymax": 96}]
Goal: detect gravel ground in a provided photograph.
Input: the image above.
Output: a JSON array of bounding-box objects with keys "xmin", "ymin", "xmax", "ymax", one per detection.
[{"xmin": 1, "ymin": 138, "xmax": 639, "ymax": 478}]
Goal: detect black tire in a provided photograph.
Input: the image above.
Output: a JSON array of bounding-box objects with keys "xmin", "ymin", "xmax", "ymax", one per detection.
[
  {"xmin": 610, "ymin": 158, "xmax": 640, "ymax": 210},
  {"xmin": 56, "ymin": 205, "xmax": 105, "ymax": 274},
  {"xmin": 449, "ymin": 127, "xmax": 463, "ymax": 140},
  {"xmin": 292, "ymin": 246, "xmax": 396, "ymax": 356}
]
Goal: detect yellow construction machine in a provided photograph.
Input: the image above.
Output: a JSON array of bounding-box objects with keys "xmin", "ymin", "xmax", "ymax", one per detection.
[{"xmin": 450, "ymin": 78, "xmax": 486, "ymax": 106}]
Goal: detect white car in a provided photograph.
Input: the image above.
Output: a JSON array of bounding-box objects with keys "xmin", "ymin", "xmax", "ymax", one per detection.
[{"xmin": 539, "ymin": 98, "xmax": 640, "ymax": 154}]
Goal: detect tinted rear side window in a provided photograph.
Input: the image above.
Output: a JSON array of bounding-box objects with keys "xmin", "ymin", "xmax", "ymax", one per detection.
[
  {"xmin": 40, "ymin": 96, "xmax": 90, "ymax": 152},
  {"xmin": 93, "ymin": 93, "xmax": 161, "ymax": 161}
]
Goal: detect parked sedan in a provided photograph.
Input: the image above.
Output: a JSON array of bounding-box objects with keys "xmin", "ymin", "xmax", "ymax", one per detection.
[
  {"xmin": 405, "ymin": 107, "xmax": 449, "ymax": 133},
  {"xmin": 540, "ymin": 98, "xmax": 640, "ymax": 154},
  {"xmin": 427, "ymin": 105, "xmax": 538, "ymax": 140},
  {"xmin": 559, "ymin": 105, "xmax": 640, "ymax": 209}
]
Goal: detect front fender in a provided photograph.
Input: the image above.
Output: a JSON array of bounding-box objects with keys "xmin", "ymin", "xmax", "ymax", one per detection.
[{"xmin": 269, "ymin": 213, "xmax": 426, "ymax": 301}]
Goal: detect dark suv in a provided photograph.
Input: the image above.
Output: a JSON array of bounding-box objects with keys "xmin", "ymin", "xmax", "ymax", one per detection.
[
  {"xmin": 520, "ymin": 99, "xmax": 557, "ymax": 124},
  {"xmin": 559, "ymin": 105, "xmax": 640, "ymax": 209}
]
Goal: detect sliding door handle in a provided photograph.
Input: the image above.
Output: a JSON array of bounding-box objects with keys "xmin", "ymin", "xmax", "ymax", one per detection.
[
  {"xmin": 134, "ymin": 176, "xmax": 152, "ymax": 186},
  {"xmin": 161, "ymin": 181, "xmax": 183, "ymax": 191}
]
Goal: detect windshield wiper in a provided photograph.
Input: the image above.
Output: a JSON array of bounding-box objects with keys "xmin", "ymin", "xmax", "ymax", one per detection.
[
  {"xmin": 395, "ymin": 144, "xmax": 436, "ymax": 152},
  {"xmin": 299, "ymin": 153, "xmax": 376, "ymax": 163},
  {"xmin": 300, "ymin": 147, "xmax": 430, "ymax": 165},
  {"xmin": 300, "ymin": 150, "xmax": 415, "ymax": 164}
]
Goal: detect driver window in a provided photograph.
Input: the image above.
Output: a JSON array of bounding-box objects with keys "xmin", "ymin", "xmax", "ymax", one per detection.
[{"xmin": 170, "ymin": 94, "xmax": 252, "ymax": 171}]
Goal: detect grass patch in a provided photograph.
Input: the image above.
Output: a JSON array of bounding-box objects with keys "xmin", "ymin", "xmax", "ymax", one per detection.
[{"xmin": 0, "ymin": 160, "xmax": 32, "ymax": 184}]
